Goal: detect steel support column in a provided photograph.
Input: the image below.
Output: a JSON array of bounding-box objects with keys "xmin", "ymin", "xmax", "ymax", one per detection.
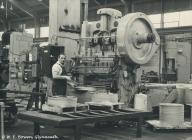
[{"xmin": 34, "ymin": 17, "xmax": 40, "ymax": 38}]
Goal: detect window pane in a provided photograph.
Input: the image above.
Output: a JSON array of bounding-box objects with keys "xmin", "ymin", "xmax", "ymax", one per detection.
[
  {"xmin": 149, "ymin": 10, "xmax": 192, "ymax": 28},
  {"xmin": 179, "ymin": 10, "xmax": 192, "ymax": 26},
  {"xmin": 148, "ymin": 14, "xmax": 161, "ymax": 28},
  {"xmin": 0, "ymin": 32, "xmax": 3, "ymax": 41},
  {"xmin": 40, "ymin": 27, "xmax": 49, "ymax": 37},
  {"xmin": 164, "ymin": 12, "xmax": 180, "ymax": 27},
  {"xmin": 25, "ymin": 28, "xmax": 35, "ymax": 37}
]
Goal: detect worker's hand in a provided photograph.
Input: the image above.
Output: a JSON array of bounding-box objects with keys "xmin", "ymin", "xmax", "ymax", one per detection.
[
  {"xmin": 67, "ymin": 81, "xmax": 76, "ymax": 88},
  {"xmin": 63, "ymin": 76, "xmax": 71, "ymax": 81}
]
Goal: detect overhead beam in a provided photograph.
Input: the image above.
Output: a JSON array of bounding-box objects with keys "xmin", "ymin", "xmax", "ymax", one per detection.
[
  {"xmin": 34, "ymin": 17, "xmax": 40, "ymax": 38},
  {"xmin": 36, "ymin": 0, "xmax": 49, "ymax": 8},
  {"xmin": 94, "ymin": 0, "xmax": 101, "ymax": 5},
  {"xmin": 120, "ymin": 0, "xmax": 134, "ymax": 14},
  {"xmin": 10, "ymin": 14, "xmax": 49, "ymax": 22},
  {"xmin": 9, "ymin": 0, "xmax": 37, "ymax": 17},
  {"xmin": 157, "ymin": 26, "xmax": 192, "ymax": 35},
  {"xmin": 8, "ymin": 9, "xmax": 21, "ymax": 17},
  {"xmin": 89, "ymin": 2, "xmax": 122, "ymax": 11},
  {"xmin": 0, "ymin": 8, "xmax": 20, "ymax": 18},
  {"xmin": 39, "ymin": 2, "xmax": 49, "ymax": 8},
  {"xmin": 120, "ymin": 0, "xmax": 128, "ymax": 14},
  {"xmin": 134, "ymin": 0, "xmax": 158, "ymax": 4}
]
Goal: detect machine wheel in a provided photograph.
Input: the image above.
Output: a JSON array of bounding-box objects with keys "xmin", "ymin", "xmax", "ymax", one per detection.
[{"xmin": 116, "ymin": 12, "xmax": 160, "ymax": 64}]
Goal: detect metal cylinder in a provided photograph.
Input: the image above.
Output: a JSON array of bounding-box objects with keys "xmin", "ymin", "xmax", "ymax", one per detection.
[
  {"xmin": 160, "ymin": 103, "xmax": 184, "ymax": 127},
  {"xmin": 136, "ymin": 33, "xmax": 156, "ymax": 44},
  {"xmin": 100, "ymin": 15, "xmax": 108, "ymax": 31},
  {"xmin": 83, "ymin": 2, "xmax": 88, "ymax": 21},
  {"xmin": 134, "ymin": 93, "xmax": 148, "ymax": 111}
]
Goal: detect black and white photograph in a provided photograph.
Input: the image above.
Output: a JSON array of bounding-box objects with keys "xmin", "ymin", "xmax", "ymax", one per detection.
[{"xmin": 0, "ymin": 0, "xmax": 192, "ymax": 140}]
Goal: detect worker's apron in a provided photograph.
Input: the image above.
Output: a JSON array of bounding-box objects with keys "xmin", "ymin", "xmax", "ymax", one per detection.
[{"xmin": 52, "ymin": 66, "xmax": 67, "ymax": 96}]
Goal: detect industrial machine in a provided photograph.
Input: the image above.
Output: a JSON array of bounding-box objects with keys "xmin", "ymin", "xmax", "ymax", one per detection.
[
  {"xmin": 0, "ymin": 30, "xmax": 67, "ymax": 123},
  {"xmin": 68, "ymin": 8, "xmax": 160, "ymax": 106},
  {"xmin": 0, "ymin": 31, "xmax": 35, "ymax": 124},
  {"xmin": 7, "ymin": 32, "xmax": 35, "ymax": 91}
]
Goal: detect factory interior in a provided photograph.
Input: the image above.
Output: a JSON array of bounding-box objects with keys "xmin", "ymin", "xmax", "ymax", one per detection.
[{"xmin": 0, "ymin": 0, "xmax": 192, "ymax": 140}]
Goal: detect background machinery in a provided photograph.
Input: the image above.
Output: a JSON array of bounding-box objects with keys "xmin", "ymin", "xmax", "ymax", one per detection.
[{"xmin": 0, "ymin": 31, "xmax": 34, "ymax": 124}]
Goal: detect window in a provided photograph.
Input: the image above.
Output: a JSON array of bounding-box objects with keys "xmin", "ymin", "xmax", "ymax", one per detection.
[
  {"xmin": 25, "ymin": 28, "xmax": 35, "ymax": 37},
  {"xmin": 0, "ymin": 32, "xmax": 3, "ymax": 41},
  {"xmin": 148, "ymin": 14, "xmax": 161, "ymax": 28},
  {"xmin": 179, "ymin": 10, "xmax": 192, "ymax": 26},
  {"xmin": 164, "ymin": 12, "xmax": 180, "ymax": 27},
  {"xmin": 40, "ymin": 26, "xmax": 49, "ymax": 37},
  {"xmin": 148, "ymin": 10, "xmax": 192, "ymax": 28}
]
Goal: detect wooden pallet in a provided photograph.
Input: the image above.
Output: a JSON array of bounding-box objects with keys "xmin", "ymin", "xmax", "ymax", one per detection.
[
  {"xmin": 147, "ymin": 120, "xmax": 192, "ymax": 131},
  {"xmin": 42, "ymin": 103, "xmax": 89, "ymax": 114},
  {"xmin": 86, "ymin": 102, "xmax": 124, "ymax": 110}
]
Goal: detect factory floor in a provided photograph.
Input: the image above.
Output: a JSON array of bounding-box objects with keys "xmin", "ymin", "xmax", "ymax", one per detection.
[{"xmin": 5, "ymin": 119, "xmax": 192, "ymax": 140}]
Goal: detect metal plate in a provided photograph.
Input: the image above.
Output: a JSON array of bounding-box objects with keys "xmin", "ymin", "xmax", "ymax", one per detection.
[
  {"xmin": 116, "ymin": 12, "xmax": 160, "ymax": 64},
  {"xmin": 75, "ymin": 86, "xmax": 96, "ymax": 92}
]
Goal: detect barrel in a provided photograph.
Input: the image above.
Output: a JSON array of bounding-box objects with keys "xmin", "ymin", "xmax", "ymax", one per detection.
[
  {"xmin": 159, "ymin": 103, "xmax": 184, "ymax": 127},
  {"xmin": 134, "ymin": 93, "xmax": 148, "ymax": 111}
]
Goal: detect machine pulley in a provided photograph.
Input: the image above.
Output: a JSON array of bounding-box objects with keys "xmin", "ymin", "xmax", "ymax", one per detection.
[{"xmin": 116, "ymin": 12, "xmax": 160, "ymax": 64}]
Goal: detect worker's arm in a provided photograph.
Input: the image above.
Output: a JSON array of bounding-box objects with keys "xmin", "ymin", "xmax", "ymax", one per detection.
[
  {"xmin": 53, "ymin": 75, "xmax": 71, "ymax": 80},
  {"xmin": 52, "ymin": 68, "xmax": 77, "ymax": 87},
  {"xmin": 52, "ymin": 65, "xmax": 71, "ymax": 80}
]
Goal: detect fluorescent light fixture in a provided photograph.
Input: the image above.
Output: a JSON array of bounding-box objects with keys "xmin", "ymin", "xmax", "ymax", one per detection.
[{"xmin": 0, "ymin": 2, "xmax": 4, "ymax": 9}]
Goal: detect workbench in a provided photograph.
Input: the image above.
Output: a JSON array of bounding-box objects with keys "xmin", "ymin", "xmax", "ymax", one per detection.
[{"xmin": 18, "ymin": 108, "xmax": 151, "ymax": 140}]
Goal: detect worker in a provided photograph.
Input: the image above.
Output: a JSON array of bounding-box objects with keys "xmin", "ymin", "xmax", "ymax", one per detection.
[{"xmin": 52, "ymin": 54, "xmax": 71, "ymax": 96}]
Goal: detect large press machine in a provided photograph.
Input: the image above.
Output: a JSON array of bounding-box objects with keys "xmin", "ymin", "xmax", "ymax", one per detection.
[{"xmin": 70, "ymin": 8, "xmax": 160, "ymax": 106}]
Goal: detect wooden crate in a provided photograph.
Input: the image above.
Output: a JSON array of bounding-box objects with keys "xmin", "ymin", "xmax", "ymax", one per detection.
[
  {"xmin": 42, "ymin": 103, "xmax": 89, "ymax": 114},
  {"xmin": 147, "ymin": 120, "xmax": 192, "ymax": 131}
]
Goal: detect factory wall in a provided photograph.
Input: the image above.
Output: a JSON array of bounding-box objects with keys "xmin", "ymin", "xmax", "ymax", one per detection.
[
  {"xmin": 137, "ymin": 33, "xmax": 192, "ymax": 83},
  {"xmin": 165, "ymin": 33, "xmax": 192, "ymax": 82}
]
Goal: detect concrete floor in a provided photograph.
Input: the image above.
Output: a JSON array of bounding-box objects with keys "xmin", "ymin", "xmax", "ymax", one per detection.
[{"xmin": 4, "ymin": 119, "xmax": 192, "ymax": 140}]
